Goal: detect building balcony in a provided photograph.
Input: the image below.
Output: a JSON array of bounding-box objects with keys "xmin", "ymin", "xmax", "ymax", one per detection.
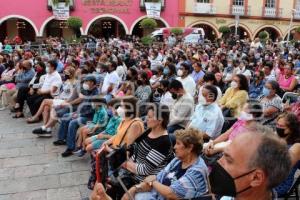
[
  {"xmin": 231, "ymin": 5, "xmax": 251, "ymax": 16},
  {"xmin": 47, "ymin": 0, "xmax": 75, "ymax": 11},
  {"xmin": 263, "ymin": 7, "xmax": 282, "ymax": 18},
  {"xmin": 193, "ymin": 3, "xmax": 216, "ymax": 14},
  {"xmin": 294, "ymin": 10, "xmax": 300, "ymax": 19},
  {"xmin": 140, "ymin": 0, "xmax": 165, "ymax": 11}
]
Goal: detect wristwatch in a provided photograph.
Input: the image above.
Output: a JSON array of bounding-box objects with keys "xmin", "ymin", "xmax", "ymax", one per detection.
[{"xmin": 134, "ymin": 184, "xmax": 142, "ymax": 193}]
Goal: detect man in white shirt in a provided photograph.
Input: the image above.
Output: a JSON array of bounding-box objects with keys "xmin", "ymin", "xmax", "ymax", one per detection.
[
  {"xmin": 264, "ymin": 62, "xmax": 276, "ymax": 81},
  {"xmin": 27, "ymin": 60, "xmax": 62, "ymax": 116},
  {"xmin": 101, "ymin": 61, "xmax": 120, "ymax": 102},
  {"xmin": 176, "ymin": 62, "xmax": 196, "ymax": 97},
  {"xmin": 189, "ymin": 85, "xmax": 224, "ymax": 139}
]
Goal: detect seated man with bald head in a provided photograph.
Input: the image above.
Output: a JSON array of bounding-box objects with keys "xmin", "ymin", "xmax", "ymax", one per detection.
[{"xmin": 209, "ymin": 124, "xmax": 292, "ymax": 200}]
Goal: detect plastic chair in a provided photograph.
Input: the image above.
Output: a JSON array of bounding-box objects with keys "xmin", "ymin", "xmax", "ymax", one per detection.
[
  {"xmin": 282, "ymin": 92, "xmax": 299, "ymax": 104},
  {"xmin": 283, "ymin": 175, "xmax": 300, "ymax": 200}
]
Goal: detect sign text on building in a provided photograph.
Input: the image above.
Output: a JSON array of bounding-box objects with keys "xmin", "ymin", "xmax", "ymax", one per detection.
[{"xmin": 82, "ymin": 0, "xmax": 133, "ymax": 13}]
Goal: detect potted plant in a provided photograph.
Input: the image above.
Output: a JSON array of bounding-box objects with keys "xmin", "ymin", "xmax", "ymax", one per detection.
[
  {"xmin": 140, "ymin": 18, "xmax": 158, "ymax": 36},
  {"xmin": 67, "ymin": 16, "xmax": 82, "ymax": 38},
  {"xmin": 218, "ymin": 26, "xmax": 231, "ymax": 39},
  {"xmin": 141, "ymin": 35, "xmax": 154, "ymax": 46},
  {"xmin": 171, "ymin": 28, "xmax": 184, "ymax": 36},
  {"xmin": 293, "ymin": 27, "xmax": 300, "ymax": 41}
]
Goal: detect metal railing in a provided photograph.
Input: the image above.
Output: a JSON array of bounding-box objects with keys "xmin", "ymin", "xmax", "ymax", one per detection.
[
  {"xmin": 194, "ymin": 3, "xmax": 216, "ymax": 14},
  {"xmin": 231, "ymin": 5, "xmax": 251, "ymax": 16},
  {"xmin": 263, "ymin": 7, "xmax": 282, "ymax": 18}
]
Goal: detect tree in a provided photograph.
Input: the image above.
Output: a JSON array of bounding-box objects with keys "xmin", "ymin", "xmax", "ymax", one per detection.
[
  {"xmin": 67, "ymin": 17, "xmax": 82, "ymax": 38},
  {"xmin": 218, "ymin": 26, "xmax": 231, "ymax": 40},
  {"xmin": 140, "ymin": 18, "xmax": 158, "ymax": 36},
  {"xmin": 171, "ymin": 28, "xmax": 183, "ymax": 36}
]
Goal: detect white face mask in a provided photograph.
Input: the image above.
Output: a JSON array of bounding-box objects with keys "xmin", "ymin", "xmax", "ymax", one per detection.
[
  {"xmin": 177, "ymin": 69, "xmax": 183, "ymax": 77},
  {"xmin": 116, "ymin": 106, "xmax": 125, "ymax": 118},
  {"xmin": 238, "ymin": 111, "xmax": 253, "ymax": 121},
  {"xmin": 46, "ymin": 67, "xmax": 50, "ymax": 74},
  {"xmin": 83, "ymin": 83, "xmax": 90, "ymax": 91},
  {"xmin": 230, "ymin": 81, "xmax": 238, "ymax": 89},
  {"xmin": 96, "ymin": 68, "xmax": 101, "ymax": 73}
]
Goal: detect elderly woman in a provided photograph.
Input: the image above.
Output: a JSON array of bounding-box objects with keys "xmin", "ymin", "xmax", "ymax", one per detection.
[{"xmin": 92, "ymin": 128, "xmax": 209, "ymax": 200}]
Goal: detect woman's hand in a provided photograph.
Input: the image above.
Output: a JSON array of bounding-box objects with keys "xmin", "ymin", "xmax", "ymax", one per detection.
[
  {"xmin": 144, "ymin": 175, "xmax": 156, "ymax": 184},
  {"xmin": 203, "ymin": 140, "xmax": 214, "ymax": 155},
  {"xmin": 90, "ymin": 183, "xmax": 111, "ymax": 200},
  {"xmin": 121, "ymin": 187, "xmax": 136, "ymax": 200}
]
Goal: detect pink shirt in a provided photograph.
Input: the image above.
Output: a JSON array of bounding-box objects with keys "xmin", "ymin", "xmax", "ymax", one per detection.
[
  {"xmin": 228, "ymin": 120, "xmax": 248, "ymax": 141},
  {"xmin": 278, "ymin": 74, "xmax": 296, "ymax": 90}
]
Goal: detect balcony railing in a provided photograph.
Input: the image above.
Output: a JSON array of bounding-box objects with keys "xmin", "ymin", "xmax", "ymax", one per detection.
[
  {"xmin": 194, "ymin": 3, "xmax": 216, "ymax": 14},
  {"xmin": 263, "ymin": 7, "xmax": 282, "ymax": 18},
  {"xmin": 140, "ymin": 0, "xmax": 165, "ymax": 11},
  {"xmin": 231, "ymin": 5, "xmax": 251, "ymax": 16},
  {"xmin": 47, "ymin": 0, "xmax": 75, "ymax": 11},
  {"xmin": 294, "ymin": 10, "xmax": 300, "ymax": 19}
]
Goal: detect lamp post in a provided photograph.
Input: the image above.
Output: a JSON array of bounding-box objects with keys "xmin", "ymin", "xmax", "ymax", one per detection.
[{"xmin": 287, "ymin": 9, "xmax": 296, "ymax": 46}]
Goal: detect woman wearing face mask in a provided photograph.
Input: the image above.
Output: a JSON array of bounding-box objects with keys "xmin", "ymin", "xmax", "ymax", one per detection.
[
  {"xmin": 260, "ymin": 80, "xmax": 283, "ymax": 129},
  {"xmin": 86, "ymin": 97, "xmax": 144, "ymax": 189},
  {"xmin": 163, "ymin": 64, "xmax": 177, "ymax": 83},
  {"xmin": 106, "ymin": 105, "xmax": 173, "ymax": 200},
  {"xmin": 176, "ymin": 62, "xmax": 196, "ymax": 97},
  {"xmin": 26, "ymin": 67, "xmax": 76, "ymax": 123},
  {"xmin": 275, "ymin": 112, "xmax": 300, "ymax": 197},
  {"xmin": 278, "ymin": 62, "xmax": 298, "ymax": 92},
  {"xmin": 219, "ymin": 74, "xmax": 249, "ymax": 118},
  {"xmin": 204, "ymin": 100, "xmax": 263, "ymax": 155},
  {"xmin": 134, "ymin": 72, "xmax": 152, "ymax": 115}
]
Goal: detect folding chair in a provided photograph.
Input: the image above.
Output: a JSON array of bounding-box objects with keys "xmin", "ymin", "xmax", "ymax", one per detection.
[{"xmin": 283, "ymin": 175, "xmax": 300, "ymax": 200}]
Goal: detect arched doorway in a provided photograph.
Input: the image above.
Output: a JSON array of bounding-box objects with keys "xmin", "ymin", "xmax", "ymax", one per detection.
[
  {"xmin": 191, "ymin": 23, "xmax": 217, "ymax": 41},
  {"xmin": 131, "ymin": 18, "xmax": 167, "ymax": 37},
  {"xmin": 229, "ymin": 26, "xmax": 250, "ymax": 39},
  {"xmin": 42, "ymin": 19, "xmax": 80, "ymax": 39},
  {"xmin": 254, "ymin": 27, "xmax": 281, "ymax": 41},
  {"xmin": 0, "ymin": 17, "xmax": 36, "ymax": 42},
  {"xmin": 87, "ymin": 17, "xmax": 126, "ymax": 39}
]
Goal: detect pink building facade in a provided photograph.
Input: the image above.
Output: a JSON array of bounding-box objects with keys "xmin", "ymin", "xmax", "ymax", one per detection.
[{"xmin": 0, "ymin": 0, "xmax": 179, "ymax": 41}]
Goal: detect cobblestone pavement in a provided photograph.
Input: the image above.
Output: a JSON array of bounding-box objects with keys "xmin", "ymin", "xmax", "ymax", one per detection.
[{"xmin": 0, "ymin": 110, "xmax": 91, "ymax": 200}]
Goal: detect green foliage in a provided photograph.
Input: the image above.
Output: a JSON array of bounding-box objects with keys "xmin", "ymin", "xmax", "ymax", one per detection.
[
  {"xmin": 52, "ymin": 0, "xmax": 70, "ymax": 5},
  {"xmin": 258, "ymin": 31, "xmax": 269, "ymax": 40},
  {"xmin": 140, "ymin": 18, "xmax": 158, "ymax": 30},
  {"xmin": 67, "ymin": 17, "xmax": 83, "ymax": 29},
  {"xmin": 296, "ymin": 27, "xmax": 300, "ymax": 33},
  {"xmin": 141, "ymin": 36, "xmax": 154, "ymax": 46},
  {"xmin": 171, "ymin": 28, "xmax": 184, "ymax": 36},
  {"xmin": 218, "ymin": 26, "xmax": 231, "ymax": 34}
]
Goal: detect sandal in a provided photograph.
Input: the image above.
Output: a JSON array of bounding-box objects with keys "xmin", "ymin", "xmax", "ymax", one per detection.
[
  {"xmin": 12, "ymin": 113, "xmax": 24, "ymax": 118},
  {"xmin": 26, "ymin": 117, "xmax": 40, "ymax": 124}
]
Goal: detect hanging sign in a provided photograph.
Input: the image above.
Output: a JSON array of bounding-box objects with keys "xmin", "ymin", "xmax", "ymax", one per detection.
[{"xmin": 53, "ymin": 2, "xmax": 70, "ymax": 20}]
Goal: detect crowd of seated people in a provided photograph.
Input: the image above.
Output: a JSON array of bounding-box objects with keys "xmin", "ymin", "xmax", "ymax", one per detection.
[{"xmin": 1, "ymin": 35, "xmax": 300, "ymax": 200}]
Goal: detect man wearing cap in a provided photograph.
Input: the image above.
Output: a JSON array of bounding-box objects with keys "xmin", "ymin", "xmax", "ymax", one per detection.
[{"xmin": 53, "ymin": 75, "xmax": 99, "ymax": 157}]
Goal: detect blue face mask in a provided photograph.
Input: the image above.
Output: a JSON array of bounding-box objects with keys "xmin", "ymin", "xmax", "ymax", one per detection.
[
  {"xmin": 263, "ymin": 87, "xmax": 270, "ymax": 97},
  {"xmin": 163, "ymin": 68, "xmax": 170, "ymax": 75},
  {"xmin": 107, "ymin": 108, "xmax": 113, "ymax": 117}
]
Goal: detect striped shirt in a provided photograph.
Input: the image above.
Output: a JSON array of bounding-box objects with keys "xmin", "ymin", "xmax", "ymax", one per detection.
[{"xmin": 131, "ymin": 130, "xmax": 172, "ymax": 182}]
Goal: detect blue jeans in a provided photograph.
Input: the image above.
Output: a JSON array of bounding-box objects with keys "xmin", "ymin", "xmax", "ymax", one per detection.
[{"xmin": 57, "ymin": 113, "xmax": 88, "ymax": 150}]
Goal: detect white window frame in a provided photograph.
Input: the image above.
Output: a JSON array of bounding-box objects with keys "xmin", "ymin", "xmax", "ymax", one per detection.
[
  {"xmin": 265, "ymin": 0, "xmax": 276, "ymax": 8},
  {"xmin": 233, "ymin": 0, "xmax": 244, "ymax": 6},
  {"xmin": 196, "ymin": 0, "xmax": 210, "ymax": 3}
]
